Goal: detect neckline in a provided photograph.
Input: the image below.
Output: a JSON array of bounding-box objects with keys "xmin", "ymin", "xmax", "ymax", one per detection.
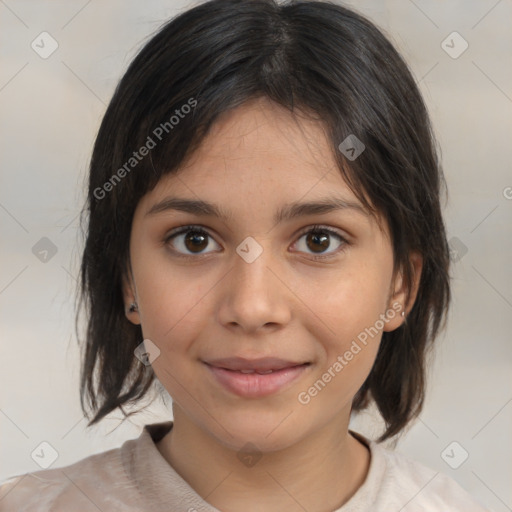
[{"xmin": 123, "ymin": 421, "xmax": 382, "ymax": 511}]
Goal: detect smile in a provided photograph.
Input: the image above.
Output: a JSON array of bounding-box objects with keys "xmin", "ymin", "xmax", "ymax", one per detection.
[{"xmin": 204, "ymin": 361, "xmax": 311, "ymax": 398}]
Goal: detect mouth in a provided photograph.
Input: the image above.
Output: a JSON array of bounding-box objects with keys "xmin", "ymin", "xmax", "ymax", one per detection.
[
  {"xmin": 203, "ymin": 357, "xmax": 311, "ymax": 398},
  {"xmin": 203, "ymin": 356, "xmax": 311, "ymax": 373}
]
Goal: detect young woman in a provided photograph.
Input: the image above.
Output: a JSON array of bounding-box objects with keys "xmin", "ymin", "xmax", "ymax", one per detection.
[{"xmin": 0, "ymin": 0, "xmax": 489, "ymax": 510}]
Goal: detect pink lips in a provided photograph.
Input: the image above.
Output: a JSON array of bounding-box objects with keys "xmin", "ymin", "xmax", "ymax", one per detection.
[{"xmin": 204, "ymin": 357, "xmax": 310, "ymax": 398}]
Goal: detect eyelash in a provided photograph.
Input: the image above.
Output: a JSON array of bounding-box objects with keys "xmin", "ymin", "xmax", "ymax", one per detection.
[{"xmin": 163, "ymin": 224, "xmax": 349, "ymax": 261}]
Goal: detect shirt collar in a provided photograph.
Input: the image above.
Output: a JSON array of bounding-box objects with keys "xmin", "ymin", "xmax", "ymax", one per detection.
[{"xmin": 121, "ymin": 421, "xmax": 382, "ymax": 511}]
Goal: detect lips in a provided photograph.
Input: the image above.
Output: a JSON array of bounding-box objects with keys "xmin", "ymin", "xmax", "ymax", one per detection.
[
  {"xmin": 204, "ymin": 359, "xmax": 311, "ymax": 398},
  {"xmin": 204, "ymin": 356, "xmax": 309, "ymax": 373}
]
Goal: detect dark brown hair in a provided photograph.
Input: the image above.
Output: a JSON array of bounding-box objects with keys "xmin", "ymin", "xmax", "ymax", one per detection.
[{"xmin": 77, "ymin": 0, "xmax": 451, "ymax": 442}]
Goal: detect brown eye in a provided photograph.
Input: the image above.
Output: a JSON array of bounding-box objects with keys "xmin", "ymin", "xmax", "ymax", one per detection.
[
  {"xmin": 165, "ymin": 226, "xmax": 220, "ymax": 257},
  {"xmin": 164, "ymin": 224, "xmax": 348, "ymax": 261},
  {"xmin": 293, "ymin": 226, "xmax": 348, "ymax": 260},
  {"xmin": 305, "ymin": 231, "xmax": 330, "ymax": 253},
  {"xmin": 183, "ymin": 230, "xmax": 209, "ymax": 253}
]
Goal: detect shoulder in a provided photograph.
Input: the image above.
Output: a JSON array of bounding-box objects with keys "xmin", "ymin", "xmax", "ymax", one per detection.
[
  {"xmin": 371, "ymin": 441, "xmax": 489, "ymax": 511},
  {"xmin": 0, "ymin": 443, "xmax": 141, "ymax": 512}
]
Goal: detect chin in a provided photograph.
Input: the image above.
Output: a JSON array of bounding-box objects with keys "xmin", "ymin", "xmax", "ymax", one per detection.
[{"xmin": 204, "ymin": 412, "xmax": 303, "ymax": 454}]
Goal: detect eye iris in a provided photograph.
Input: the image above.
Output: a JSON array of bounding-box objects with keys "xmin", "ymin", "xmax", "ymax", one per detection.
[
  {"xmin": 177, "ymin": 228, "xmax": 336, "ymax": 256},
  {"xmin": 185, "ymin": 230, "xmax": 208, "ymax": 253},
  {"xmin": 307, "ymin": 231, "xmax": 330, "ymax": 253}
]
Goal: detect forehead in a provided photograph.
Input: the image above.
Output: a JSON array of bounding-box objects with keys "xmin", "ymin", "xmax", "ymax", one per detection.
[
  {"xmin": 135, "ymin": 98, "xmax": 388, "ymax": 237},
  {"xmin": 146, "ymin": 97, "xmax": 360, "ymax": 201},
  {"xmin": 183, "ymin": 97, "xmax": 332, "ymax": 178},
  {"xmin": 136, "ymin": 97, "xmax": 386, "ymax": 238}
]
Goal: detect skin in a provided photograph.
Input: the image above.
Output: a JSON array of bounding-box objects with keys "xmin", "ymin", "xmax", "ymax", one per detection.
[{"xmin": 123, "ymin": 96, "xmax": 422, "ymax": 512}]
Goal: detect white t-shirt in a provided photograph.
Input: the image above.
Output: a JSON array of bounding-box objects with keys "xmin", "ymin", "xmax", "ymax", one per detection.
[{"xmin": 0, "ymin": 421, "xmax": 489, "ymax": 511}]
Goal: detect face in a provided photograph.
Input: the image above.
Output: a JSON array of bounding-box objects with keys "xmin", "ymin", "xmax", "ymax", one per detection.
[{"xmin": 124, "ymin": 97, "xmax": 421, "ymax": 452}]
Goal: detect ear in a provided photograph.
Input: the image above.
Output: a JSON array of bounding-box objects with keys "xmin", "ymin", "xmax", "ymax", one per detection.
[
  {"xmin": 383, "ymin": 251, "xmax": 423, "ymax": 332},
  {"xmin": 122, "ymin": 269, "xmax": 141, "ymax": 326}
]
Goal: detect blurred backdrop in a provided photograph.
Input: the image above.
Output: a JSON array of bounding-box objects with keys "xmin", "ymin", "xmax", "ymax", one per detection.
[{"xmin": 0, "ymin": 1, "xmax": 511, "ymax": 510}]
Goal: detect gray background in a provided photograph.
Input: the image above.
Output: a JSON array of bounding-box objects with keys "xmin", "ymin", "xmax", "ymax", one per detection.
[{"xmin": 0, "ymin": 1, "xmax": 511, "ymax": 510}]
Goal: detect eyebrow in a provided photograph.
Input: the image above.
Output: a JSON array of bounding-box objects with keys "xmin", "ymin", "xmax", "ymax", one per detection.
[{"xmin": 145, "ymin": 196, "xmax": 369, "ymax": 224}]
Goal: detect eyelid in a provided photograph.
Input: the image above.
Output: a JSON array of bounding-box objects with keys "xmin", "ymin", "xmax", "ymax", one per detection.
[
  {"xmin": 291, "ymin": 224, "xmax": 349, "ymax": 259},
  {"xmin": 295, "ymin": 223, "xmax": 347, "ymax": 239},
  {"xmin": 163, "ymin": 223, "xmax": 350, "ymax": 260}
]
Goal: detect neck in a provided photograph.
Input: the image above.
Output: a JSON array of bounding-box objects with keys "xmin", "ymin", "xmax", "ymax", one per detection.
[{"xmin": 156, "ymin": 407, "xmax": 371, "ymax": 512}]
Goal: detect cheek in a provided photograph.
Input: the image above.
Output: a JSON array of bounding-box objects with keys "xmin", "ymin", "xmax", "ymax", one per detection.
[
  {"xmin": 132, "ymin": 252, "xmax": 212, "ymax": 351},
  {"xmin": 303, "ymin": 263, "xmax": 390, "ymax": 342},
  {"xmin": 297, "ymin": 277, "xmax": 386, "ymax": 408},
  {"xmin": 296, "ymin": 262, "xmax": 390, "ymax": 397}
]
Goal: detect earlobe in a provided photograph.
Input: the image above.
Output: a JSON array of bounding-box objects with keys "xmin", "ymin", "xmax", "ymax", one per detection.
[
  {"xmin": 383, "ymin": 251, "xmax": 423, "ymax": 332},
  {"xmin": 122, "ymin": 272, "xmax": 141, "ymax": 325},
  {"xmin": 124, "ymin": 297, "xmax": 141, "ymax": 325}
]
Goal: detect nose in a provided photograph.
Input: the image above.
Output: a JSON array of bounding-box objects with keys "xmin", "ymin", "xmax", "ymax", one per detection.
[{"xmin": 216, "ymin": 240, "xmax": 292, "ymax": 333}]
